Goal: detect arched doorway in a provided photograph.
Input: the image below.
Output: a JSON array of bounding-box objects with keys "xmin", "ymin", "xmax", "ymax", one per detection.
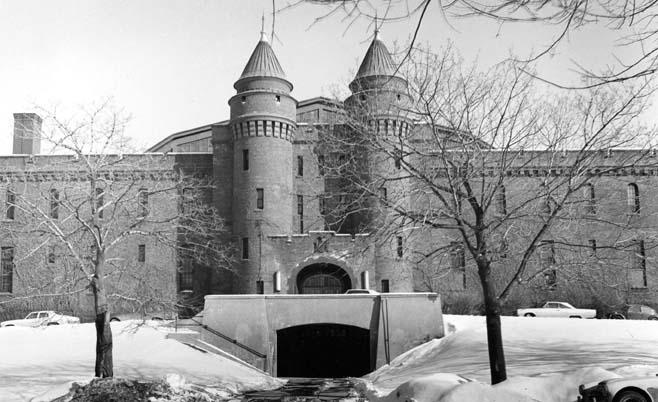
[
  {"xmin": 276, "ymin": 324, "xmax": 371, "ymax": 377},
  {"xmin": 296, "ymin": 263, "xmax": 351, "ymax": 294}
]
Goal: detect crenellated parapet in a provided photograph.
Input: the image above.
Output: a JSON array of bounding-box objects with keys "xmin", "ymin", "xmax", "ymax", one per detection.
[{"xmin": 231, "ymin": 119, "xmax": 296, "ymax": 142}]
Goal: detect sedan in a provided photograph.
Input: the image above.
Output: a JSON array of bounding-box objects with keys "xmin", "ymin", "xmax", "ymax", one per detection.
[{"xmin": 0, "ymin": 311, "xmax": 80, "ymax": 327}]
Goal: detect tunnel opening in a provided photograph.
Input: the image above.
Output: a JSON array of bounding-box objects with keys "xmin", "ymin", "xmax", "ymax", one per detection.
[{"xmin": 276, "ymin": 323, "xmax": 371, "ymax": 378}]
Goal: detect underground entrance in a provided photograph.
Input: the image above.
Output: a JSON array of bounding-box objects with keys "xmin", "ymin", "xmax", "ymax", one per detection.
[{"xmin": 276, "ymin": 323, "xmax": 371, "ymax": 378}]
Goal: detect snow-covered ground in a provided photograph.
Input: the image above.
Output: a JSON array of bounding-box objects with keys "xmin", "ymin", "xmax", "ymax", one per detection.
[
  {"xmin": 364, "ymin": 315, "xmax": 658, "ymax": 402},
  {"xmin": 1, "ymin": 315, "xmax": 657, "ymax": 401},
  {"xmin": 0, "ymin": 321, "xmax": 282, "ymax": 401}
]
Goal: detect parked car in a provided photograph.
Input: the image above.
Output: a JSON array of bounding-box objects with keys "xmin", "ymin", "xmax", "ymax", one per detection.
[
  {"xmin": 0, "ymin": 311, "xmax": 80, "ymax": 327},
  {"xmin": 578, "ymin": 375, "xmax": 658, "ymax": 401},
  {"xmin": 109, "ymin": 310, "xmax": 177, "ymax": 322},
  {"xmin": 345, "ymin": 289, "xmax": 380, "ymax": 295},
  {"xmin": 608, "ymin": 304, "xmax": 658, "ymax": 320},
  {"xmin": 517, "ymin": 301, "xmax": 596, "ymax": 318}
]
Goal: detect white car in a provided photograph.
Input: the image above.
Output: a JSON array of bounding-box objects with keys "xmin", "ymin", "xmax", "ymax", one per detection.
[
  {"xmin": 0, "ymin": 310, "xmax": 81, "ymax": 327},
  {"xmin": 578, "ymin": 375, "xmax": 658, "ymax": 401},
  {"xmin": 517, "ymin": 302, "xmax": 596, "ymax": 319}
]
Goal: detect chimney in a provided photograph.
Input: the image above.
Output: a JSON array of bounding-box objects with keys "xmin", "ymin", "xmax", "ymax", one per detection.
[{"xmin": 13, "ymin": 113, "xmax": 42, "ymax": 155}]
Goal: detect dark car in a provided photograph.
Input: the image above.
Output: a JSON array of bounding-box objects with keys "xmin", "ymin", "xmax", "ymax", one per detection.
[{"xmin": 608, "ymin": 304, "xmax": 658, "ymax": 320}]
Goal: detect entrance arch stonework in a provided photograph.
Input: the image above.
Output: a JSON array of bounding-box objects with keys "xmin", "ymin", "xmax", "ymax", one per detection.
[{"xmin": 289, "ymin": 255, "xmax": 357, "ymax": 294}]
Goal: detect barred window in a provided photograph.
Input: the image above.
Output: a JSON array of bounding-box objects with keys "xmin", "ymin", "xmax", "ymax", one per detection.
[
  {"xmin": 138, "ymin": 188, "xmax": 149, "ymax": 217},
  {"xmin": 6, "ymin": 190, "xmax": 15, "ymax": 220},
  {"xmin": 50, "ymin": 188, "xmax": 59, "ymax": 219},
  {"xmin": 583, "ymin": 183, "xmax": 596, "ymax": 214},
  {"xmin": 627, "ymin": 183, "xmax": 640, "ymax": 214},
  {"xmin": 495, "ymin": 185, "xmax": 507, "ymax": 216},
  {"xmin": 1, "ymin": 247, "xmax": 14, "ymax": 293}
]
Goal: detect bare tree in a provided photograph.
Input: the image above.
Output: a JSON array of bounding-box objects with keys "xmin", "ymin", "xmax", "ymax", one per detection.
[
  {"xmin": 0, "ymin": 101, "xmax": 232, "ymax": 377},
  {"xmin": 293, "ymin": 0, "xmax": 658, "ymax": 86},
  {"xmin": 318, "ymin": 45, "xmax": 654, "ymax": 383}
]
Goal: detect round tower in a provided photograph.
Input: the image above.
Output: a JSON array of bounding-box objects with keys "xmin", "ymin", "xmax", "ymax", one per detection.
[
  {"xmin": 229, "ymin": 31, "xmax": 297, "ymax": 293},
  {"xmin": 345, "ymin": 30, "xmax": 414, "ymax": 292}
]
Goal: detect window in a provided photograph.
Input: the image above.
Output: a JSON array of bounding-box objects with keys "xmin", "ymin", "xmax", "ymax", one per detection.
[
  {"xmin": 181, "ymin": 188, "xmax": 195, "ymax": 214},
  {"xmin": 318, "ymin": 155, "xmax": 325, "ymax": 176},
  {"xmin": 50, "ymin": 188, "xmax": 59, "ymax": 219},
  {"xmin": 256, "ymin": 188, "xmax": 264, "ymax": 210},
  {"xmin": 396, "ymin": 236, "xmax": 403, "ymax": 258},
  {"xmin": 495, "ymin": 185, "xmax": 507, "ymax": 216},
  {"xmin": 1, "ymin": 247, "xmax": 14, "ymax": 293},
  {"xmin": 627, "ymin": 183, "xmax": 640, "ymax": 214},
  {"xmin": 583, "ymin": 183, "xmax": 596, "ymax": 214},
  {"xmin": 243, "ymin": 149, "xmax": 249, "ymax": 171},
  {"xmin": 297, "ymin": 156, "xmax": 304, "ymax": 176},
  {"xmin": 297, "ymin": 195, "xmax": 304, "ymax": 216},
  {"xmin": 539, "ymin": 240, "xmax": 556, "ymax": 289},
  {"xmin": 241, "ymin": 96, "xmax": 246, "ymax": 104},
  {"xmin": 138, "ymin": 188, "xmax": 149, "ymax": 217},
  {"xmin": 241, "ymin": 237, "xmax": 249, "ymax": 260},
  {"xmin": 588, "ymin": 239, "xmax": 597, "ymax": 257},
  {"xmin": 138, "ymin": 244, "xmax": 146, "ymax": 263},
  {"xmin": 450, "ymin": 242, "xmax": 465, "ymax": 270},
  {"xmin": 5, "ymin": 190, "xmax": 15, "ymax": 220},
  {"xmin": 256, "ymin": 280, "xmax": 264, "ymax": 294},
  {"xmin": 319, "ymin": 197, "xmax": 326, "ymax": 215},
  {"xmin": 450, "ymin": 242, "xmax": 466, "ymax": 289},
  {"xmin": 630, "ymin": 240, "xmax": 647, "ymax": 288},
  {"xmin": 47, "ymin": 245, "xmax": 56, "ymax": 264},
  {"xmin": 96, "ymin": 188, "xmax": 104, "ymax": 219},
  {"xmin": 275, "ymin": 95, "xmax": 281, "ymax": 103},
  {"xmin": 394, "ymin": 156, "xmax": 401, "ymax": 169},
  {"xmin": 381, "ymin": 279, "xmax": 390, "ymax": 293},
  {"xmin": 178, "ymin": 249, "xmax": 193, "ymax": 292}
]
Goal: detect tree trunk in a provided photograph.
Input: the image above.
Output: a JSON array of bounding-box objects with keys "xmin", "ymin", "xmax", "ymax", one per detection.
[
  {"xmin": 92, "ymin": 273, "xmax": 113, "ymax": 378},
  {"xmin": 478, "ymin": 263, "xmax": 507, "ymax": 384}
]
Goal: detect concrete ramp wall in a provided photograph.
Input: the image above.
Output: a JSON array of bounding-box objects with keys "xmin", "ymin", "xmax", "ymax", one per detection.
[{"xmin": 202, "ymin": 293, "xmax": 443, "ymax": 376}]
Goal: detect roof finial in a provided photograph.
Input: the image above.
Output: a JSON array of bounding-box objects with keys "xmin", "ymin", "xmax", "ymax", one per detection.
[
  {"xmin": 260, "ymin": 13, "xmax": 269, "ymax": 42},
  {"xmin": 374, "ymin": 12, "xmax": 380, "ymax": 40}
]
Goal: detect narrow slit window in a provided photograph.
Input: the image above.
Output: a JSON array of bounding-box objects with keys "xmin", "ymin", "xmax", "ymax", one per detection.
[
  {"xmin": 241, "ymin": 237, "xmax": 249, "ymax": 260},
  {"xmin": 138, "ymin": 244, "xmax": 146, "ymax": 263},
  {"xmin": 243, "ymin": 149, "xmax": 249, "ymax": 171},
  {"xmin": 256, "ymin": 188, "xmax": 264, "ymax": 210}
]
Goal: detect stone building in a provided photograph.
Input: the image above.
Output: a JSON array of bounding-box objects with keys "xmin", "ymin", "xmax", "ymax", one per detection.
[
  {"xmin": 1, "ymin": 29, "xmax": 656, "ymax": 316},
  {"xmin": 147, "ymin": 29, "xmax": 658, "ymax": 312}
]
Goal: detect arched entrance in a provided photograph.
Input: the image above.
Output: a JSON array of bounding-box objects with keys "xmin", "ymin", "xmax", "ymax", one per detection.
[
  {"xmin": 296, "ymin": 263, "xmax": 351, "ymax": 294},
  {"xmin": 276, "ymin": 324, "xmax": 371, "ymax": 377}
]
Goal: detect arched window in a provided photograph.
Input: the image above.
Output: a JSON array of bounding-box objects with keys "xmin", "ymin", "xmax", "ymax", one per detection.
[
  {"xmin": 627, "ymin": 183, "xmax": 640, "ymax": 214},
  {"xmin": 583, "ymin": 183, "xmax": 596, "ymax": 214}
]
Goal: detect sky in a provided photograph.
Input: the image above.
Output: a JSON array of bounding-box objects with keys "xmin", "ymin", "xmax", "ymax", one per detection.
[{"xmin": 0, "ymin": 0, "xmax": 651, "ymax": 154}]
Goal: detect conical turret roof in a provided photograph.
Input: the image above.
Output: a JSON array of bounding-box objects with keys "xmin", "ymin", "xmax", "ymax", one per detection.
[
  {"xmin": 238, "ymin": 32, "xmax": 287, "ymax": 81},
  {"xmin": 354, "ymin": 31, "xmax": 397, "ymax": 79}
]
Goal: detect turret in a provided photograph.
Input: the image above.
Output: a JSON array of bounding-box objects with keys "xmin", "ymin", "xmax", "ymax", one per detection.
[
  {"xmin": 229, "ymin": 31, "xmax": 297, "ymax": 293},
  {"xmin": 345, "ymin": 30, "xmax": 414, "ymax": 292}
]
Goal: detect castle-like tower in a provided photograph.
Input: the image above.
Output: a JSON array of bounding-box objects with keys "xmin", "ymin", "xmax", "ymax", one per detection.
[
  {"xmin": 344, "ymin": 30, "xmax": 414, "ymax": 291},
  {"xmin": 228, "ymin": 31, "xmax": 297, "ymax": 292}
]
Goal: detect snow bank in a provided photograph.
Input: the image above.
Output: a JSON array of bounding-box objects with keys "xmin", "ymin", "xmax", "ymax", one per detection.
[
  {"xmin": 0, "ymin": 321, "xmax": 282, "ymax": 402},
  {"xmin": 365, "ymin": 315, "xmax": 658, "ymax": 402}
]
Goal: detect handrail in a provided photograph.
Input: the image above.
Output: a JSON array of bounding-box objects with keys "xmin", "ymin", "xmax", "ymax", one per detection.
[{"xmin": 190, "ymin": 317, "xmax": 267, "ymax": 359}]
